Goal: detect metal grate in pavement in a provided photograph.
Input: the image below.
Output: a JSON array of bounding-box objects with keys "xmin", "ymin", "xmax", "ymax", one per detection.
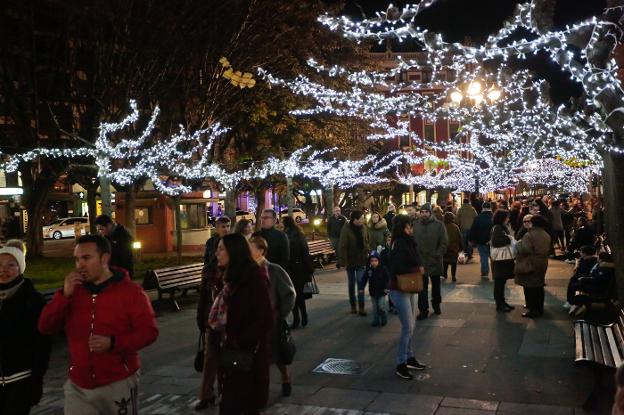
[{"xmin": 312, "ymin": 358, "xmax": 361, "ymax": 375}]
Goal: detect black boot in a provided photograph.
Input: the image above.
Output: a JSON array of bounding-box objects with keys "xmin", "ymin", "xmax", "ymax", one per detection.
[{"xmin": 358, "ymin": 300, "xmax": 367, "ymax": 316}]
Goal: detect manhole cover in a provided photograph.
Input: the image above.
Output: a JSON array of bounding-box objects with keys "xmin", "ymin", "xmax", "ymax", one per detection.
[{"xmin": 313, "ymin": 358, "xmax": 361, "ymax": 375}]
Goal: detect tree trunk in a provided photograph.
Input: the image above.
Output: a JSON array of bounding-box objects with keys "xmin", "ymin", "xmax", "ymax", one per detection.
[
  {"xmin": 85, "ymin": 181, "xmax": 98, "ymax": 234},
  {"xmin": 173, "ymin": 195, "xmax": 182, "ymax": 263},
  {"xmin": 286, "ymin": 177, "xmax": 294, "ymax": 218},
  {"xmin": 602, "ymin": 151, "xmax": 624, "ymax": 303},
  {"xmin": 325, "ymin": 186, "xmax": 334, "ymax": 218},
  {"xmin": 123, "ymin": 183, "xmax": 138, "ymax": 238},
  {"xmin": 224, "ymin": 188, "xmax": 237, "ymax": 219},
  {"xmin": 20, "ymin": 167, "xmax": 57, "ymax": 258},
  {"xmin": 100, "ymin": 176, "xmax": 112, "ymax": 216},
  {"xmin": 254, "ymin": 188, "xmax": 266, "ymax": 230}
]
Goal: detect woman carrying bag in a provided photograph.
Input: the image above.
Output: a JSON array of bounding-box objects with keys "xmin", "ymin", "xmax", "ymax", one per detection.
[
  {"xmin": 489, "ymin": 210, "xmax": 516, "ymax": 313},
  {"xmin": 388, "ymin": 215, "xmax": 426, "ymax": 380}
]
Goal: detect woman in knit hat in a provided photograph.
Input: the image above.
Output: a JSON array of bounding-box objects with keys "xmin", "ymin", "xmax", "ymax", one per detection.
[{"xmin": 0, "ymin": 239, "xmax": 51, "ymax": 413}]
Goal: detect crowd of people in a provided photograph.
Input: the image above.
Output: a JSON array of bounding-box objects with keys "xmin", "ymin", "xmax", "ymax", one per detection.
[{"xmin": 0, "ymin": 193, "xmax": 612, "ymax": 414}]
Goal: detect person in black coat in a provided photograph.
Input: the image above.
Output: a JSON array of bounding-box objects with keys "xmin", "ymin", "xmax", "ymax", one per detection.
[
  {"xmin": 566, "ymin": 217, "xmax": 596, "ymax": 262},
  {"xmin": 489, "ymin": 210, "xmax": 515, "ymax": 312},
  {"xmin": 565, "ymin": 245, "xmax": 598, "ymax": 310},
  {"xmin": 469, "ymin": 202, "xmax": 493, "ymax": 278},
  {"xmin": 0, "ymin": 242, "xmax": 51, "ymax": 414},
  {"xmin": 282, "ymin": 217, "xmax": 313, "ymax": 329},
  {"xmin": 361, "ymin": 251, "xmax": 390, "ymax": 327},
  {"xmin": 256, "ymin": 209, "xmax": 290, "ymax": 270},
  {"xmin": 95, "ymin": 214, "xmax": 135, "ymax": 278}
]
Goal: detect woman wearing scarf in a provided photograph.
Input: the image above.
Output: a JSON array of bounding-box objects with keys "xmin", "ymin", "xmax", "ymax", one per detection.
[
  {"xmin": 338, "ymin": 210, "xmax": 370, "ymax": 316},
  {"xmin": 0, "ymin": 240, "xmax": 51, "ymax": 414},
  {"xmin": 208, "ymin": 233, "xmax": 273, "ymax": 415}
]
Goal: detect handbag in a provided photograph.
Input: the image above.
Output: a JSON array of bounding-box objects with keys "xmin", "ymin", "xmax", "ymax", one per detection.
[
  {"xmin": 396, "ymin": 270, "xmax": 423, "ymax": 293},
  {"xmin": 218, "ymin": 347, "xmax": 256, "ymax": 372},
  {"xmin": 490, "ymin": 245, "xmax": 515, "ymax": 261},
  {"xmin": 302, "ymin": 275, "xmax": 320, "ymax": 296},
  {"xmin": 278, "ymin": 319, "xmax": 296, "ymax": 365},
  {"xmin": 194, "ymin": 333, "xmax": 204, "ymax": 373}
]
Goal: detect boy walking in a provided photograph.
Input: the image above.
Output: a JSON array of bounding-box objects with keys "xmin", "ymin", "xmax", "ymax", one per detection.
[{"xmin": 360, "ymin": 252, "xmax": 390, "ymax": 326}]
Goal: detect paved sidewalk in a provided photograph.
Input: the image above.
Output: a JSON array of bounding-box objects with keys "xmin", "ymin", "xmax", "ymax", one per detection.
[{"xmin": 32, "ymin": 255, "xmax": 605, "ymax": 414}]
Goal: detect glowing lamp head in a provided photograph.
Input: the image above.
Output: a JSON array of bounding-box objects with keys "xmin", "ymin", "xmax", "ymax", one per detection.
[
  {"xmin": 450, "ymin": 91, "xmax": 463, "ymax": 104},
  {"xmin": 132, "ymin": 241, "xmax": 142, "ymax": 250},
  {"xmin": 467, "ymin": 81, "xmax": 482, "ymax": 96},
  {"xmin": 313, "ymin": 218, "xmax": 322, "ymax": 226},
  {"xmin": 487, "ymin": 89, "xmax": 502, "ymax": 101}
]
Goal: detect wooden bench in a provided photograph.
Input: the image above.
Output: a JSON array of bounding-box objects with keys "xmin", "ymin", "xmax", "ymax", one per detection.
[
  {"xmin": 308, "ymin": 239, "xmax": 335, "ymax": 269},
  {"xmin": 142, "ymin": 263, "xmax": 204, "ymax": 311},
  {"xmin": 574, "ymin": 308, "xmax": 624, "ymax": 408}
]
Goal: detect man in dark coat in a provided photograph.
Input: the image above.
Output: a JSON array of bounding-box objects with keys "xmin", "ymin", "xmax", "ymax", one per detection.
[
  {"xmin": 256, "ymin": 209, "xmax": 290, "ymax": 270},
  {"xmin": 327, "ymin": 206, "xmax": 347, "ymax": 267},
  {"xmin": 383, "ymin": 204, "xmax": 396, "ymax": 233},
  {"xmin": 469, "ymin": 202, "xmax": 493, "ymax": 279},
  {"xmin": 95, "ymin": 214, "xmax": 134, "ymax": 278},
  {"xmin": 203, "ymin": 216, "xmax": 231, "ymax": 266}
]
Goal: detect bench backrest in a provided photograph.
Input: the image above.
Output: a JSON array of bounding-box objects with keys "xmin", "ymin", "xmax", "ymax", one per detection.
[
  {"xmin": 143, "ymin": 263, "xmax": 204, "ymax": 290},
  {"xmin": 308, "ymin": 239, "xmax": 332, "ymax": 250}
]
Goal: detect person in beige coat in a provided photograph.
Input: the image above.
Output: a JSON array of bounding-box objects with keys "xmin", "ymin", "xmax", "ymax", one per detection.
[{"xmin": 514, "ymin": 215, "xmax": 551, "ymax": 318}]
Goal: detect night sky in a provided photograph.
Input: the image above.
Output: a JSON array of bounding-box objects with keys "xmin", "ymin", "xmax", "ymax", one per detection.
[{"xmin": 339, "ymin": 0, "xmax": 607, "ymax": 103}]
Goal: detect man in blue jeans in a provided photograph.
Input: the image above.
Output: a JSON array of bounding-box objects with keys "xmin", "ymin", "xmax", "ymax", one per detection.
[{"xmin": 469, "ymin": 202, "xmax": 494, "ymax": 278}]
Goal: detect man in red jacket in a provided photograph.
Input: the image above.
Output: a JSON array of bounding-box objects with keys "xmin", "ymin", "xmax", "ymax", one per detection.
[{"xmin": 39, "ymin": 234, "xmax": 158, "ymax": 414}]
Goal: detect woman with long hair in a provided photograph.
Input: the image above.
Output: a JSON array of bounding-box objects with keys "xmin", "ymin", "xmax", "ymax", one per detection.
[
  {"xmin": 209, "ymin": 233, "xmax": 273, "ymax": 414},
  {"xmin": 366, "ymin": 212, "xmax": 389, "ymax": 251},
  {"xmin": 388, "ymin": 215, "xmax": 426, "ymax": 380},
  {"xmin": 281, "ymin": 216, "xmax": 314, "ymax": 328}
]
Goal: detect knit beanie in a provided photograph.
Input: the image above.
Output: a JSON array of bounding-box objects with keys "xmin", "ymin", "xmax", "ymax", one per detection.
[
  {"xmin": 0, "ymin": 247, "xmax": 26, "ymax": 275},
  {"xmin": 420, "ymin": 203, "xmax": 432, "ymax": 213}
]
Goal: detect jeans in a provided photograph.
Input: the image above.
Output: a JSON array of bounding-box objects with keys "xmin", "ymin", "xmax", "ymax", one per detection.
[
  {"xmin": 476, "ymin": 244, "xmax": 490, "ymax": 276},
  {"xmin": 371, "ymin": 296, "xmax": 387, "ymax": 326},
  {"xmin": 346, "ymin": 266, "xmax": 365, "ymax": 305},
  {"xmin": 462, "ymin": 229, "xmax": 473, "ymax": 258},
  {"xmin": 417, "ymin": 274, "xmax": 441, "ymax": 313},
  {"xmin": 389, "ymin": 290, "xmax": 415, "ymax": 364}
]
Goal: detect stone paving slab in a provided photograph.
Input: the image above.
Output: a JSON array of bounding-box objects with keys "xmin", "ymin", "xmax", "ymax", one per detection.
[
  {"xmin": 441, "ymin": 397, "xmax": 499, "ymax": 411},
  {"xmin": 267, "ymin": 403, "xmax": 389, "ymax": 415},
  {"xmin": 496, "ymin": 401, "xmax": 574, "ymax": 414},
  {"xmin": 366, "ymin": 392, "xmax": 442, "ymax": 414}
]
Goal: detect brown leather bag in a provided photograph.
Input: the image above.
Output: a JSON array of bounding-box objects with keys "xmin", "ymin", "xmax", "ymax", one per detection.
[{"xmin": 396, "ymin": 270, "xmax": 424, "ymax": 293}]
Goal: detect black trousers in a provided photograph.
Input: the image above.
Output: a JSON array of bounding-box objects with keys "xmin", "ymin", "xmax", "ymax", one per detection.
[
  {"xmin": 493, "ymin": 278, "xmax": 507, "ymax": 306},
  {"xmin": 292, "ymin": 295, "xmax": 307, "ymax": 325},
  {"xmin": 418, "ymin": 274, "xmax": 441, "ymax": 312},
  {"xmin": 553, "ymin": 230, "xmax": 565, "ymax": 250},
  {"xmin": 523, "ymin": 286, "xmax": 545, "ymax": 313},
  {"xmin": 0, "ymin": 378, "xmax": 33, "ymax": 415},
  {"xmin": 443, "ymin": 262, "xmax": 457, "ymax": 279}
]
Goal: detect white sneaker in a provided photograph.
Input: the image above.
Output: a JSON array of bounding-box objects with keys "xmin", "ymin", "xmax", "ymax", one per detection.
[
  {"xmin": 565, "ymin": 259, "xmax": 576, "ymax": 265},
  {"xmin": 568, "ymin": 305, "xmax": 578, "ymax": 316},
  {"xmin": 563, "ymin": 302, "xmax": 571, "ymax": 309}
]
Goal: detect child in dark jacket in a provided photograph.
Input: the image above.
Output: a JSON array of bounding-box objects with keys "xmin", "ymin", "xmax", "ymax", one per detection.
[{"xmin": 360, "ymin": 251, "xmax": 390, "ymax": 326}]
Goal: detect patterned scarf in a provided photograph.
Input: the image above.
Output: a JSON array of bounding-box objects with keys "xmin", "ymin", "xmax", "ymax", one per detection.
[{"xmin": 207, "ymin": 283, "xmax": 232, "ymax": 332}]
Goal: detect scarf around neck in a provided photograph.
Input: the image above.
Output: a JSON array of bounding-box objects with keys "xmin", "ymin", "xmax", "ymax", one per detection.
[{"xmin": 0, "ymin": 275, "xmax": 25, "ymax": 301}]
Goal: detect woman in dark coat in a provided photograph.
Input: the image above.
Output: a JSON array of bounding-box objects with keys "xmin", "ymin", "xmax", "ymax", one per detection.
[
  {"xmin": 388, "ymin": 215, "xmax": 426, "ymax": 380},
  {"xmin": 514, "ymin": 215, "xmax": 552, "ymax": 318},
  {"xmin": 489, "ymin": 210, "xmax": 516, "ymax": 312},
  {"xmin": 282, "ymin": 216, "xmax": 314, "ymax": 329},
  {"xmin": 0, "ymin": 240, "xmax": 51, "ymax": 414},
  {"xmin": 209, "ymin": 233, "xmax": 273, "ymax": 415}
]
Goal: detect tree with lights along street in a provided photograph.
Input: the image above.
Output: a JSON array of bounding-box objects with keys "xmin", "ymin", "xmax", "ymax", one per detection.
[{"xmin": 258, "ymin": 0, "xmax": 624, "ymax": 300}]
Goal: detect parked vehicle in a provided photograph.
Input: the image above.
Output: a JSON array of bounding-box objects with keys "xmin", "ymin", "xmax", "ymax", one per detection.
[
  {"xmin": 280, "ymin": 208, "xmax": 307, "ymax": 223},
  {"xmin": 43, "ymin": 217, "xmax": 90, "ymax": 240}
]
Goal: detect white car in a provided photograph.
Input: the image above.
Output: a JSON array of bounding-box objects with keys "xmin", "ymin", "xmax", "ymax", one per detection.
[
  {"xmin": 235, "ymin": 210, "xmax": 255, "ymax": 224},
  {"xmin": 280, "ymin": 208, "xmax": 307, "ymax": 223},
  {"xmin": 43, "ymin": 217, "xmax": 89, "ymax": 240}
]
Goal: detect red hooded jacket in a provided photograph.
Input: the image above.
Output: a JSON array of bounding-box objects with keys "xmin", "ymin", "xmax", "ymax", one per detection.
[{"xmin": 38, "ymin": 268, "xmax": 158, "ymax": 389}]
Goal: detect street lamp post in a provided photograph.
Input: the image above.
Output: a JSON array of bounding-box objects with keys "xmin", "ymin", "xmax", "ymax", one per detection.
[{"xmin": 449, "ymin": 80, "xmax": 502, "ymax": 195}]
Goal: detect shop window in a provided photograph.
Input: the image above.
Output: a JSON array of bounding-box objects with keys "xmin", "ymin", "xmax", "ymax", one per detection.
[
  {"xmin": 135, "ymin": 207, "xmax": 152, "ymax": 225},
  {"xmin": 179, "ymin": 203, "xmax": 207, "ymax": 230}
]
